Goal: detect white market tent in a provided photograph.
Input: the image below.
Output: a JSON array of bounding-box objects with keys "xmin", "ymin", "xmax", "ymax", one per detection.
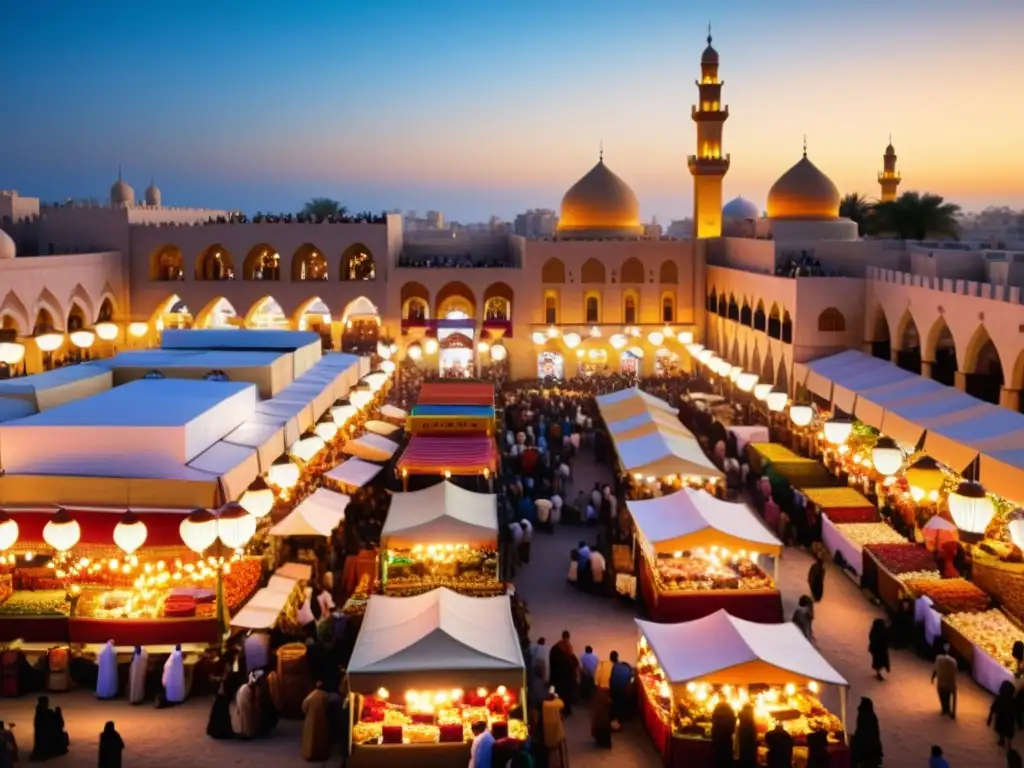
[
  {"xmin": 382, "ymin": 481, "xmax": 497, "ymax": 548},
  {"xmin": 380, "ymin": 404, "xmax": 408, "ymax": 422},
  {"xmin": 325, "ymin": 458, "xmax": 384, "ymax": 490},
  {"xmin": 269, "ymin": 487, "xmax": 350, "ymax": 537},
  {"xmin": 274, "ymin": 562, "xmax": 312, "ymax": 581},
  {"xmin": 347, "ymin": 588, "xmax": 524, "ymax": 691},
  {"xmin": 232, "ymin": 566, "xmax": 306, "ymax": 631},
  {"xmin": 364, "ymin": 419, "xmax": 401, "ymax": 438},
  {"xmin": 636, "ymin": 611, "xmax": 847, "ymax": 688},
  {"xmin": 343, "ymin": 433, "xmax": 399, "ymax": 462},
  {"xmin": 629, "ymin": 489, "xmax": 782, "ymax": 558},
  {"xmin": 616, "ymin": 431, "xmax": 722, "ymax": 479},
  {"xmin": 608, "ymin": 409, "xmax": 695, "ymax": 441},
  {"xmin": 596, "ymin": 387, "xmax": 678, "ymax": 421}
]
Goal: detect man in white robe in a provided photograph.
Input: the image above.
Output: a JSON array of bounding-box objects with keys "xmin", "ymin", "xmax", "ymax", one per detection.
[
  {"xmin": 234, "ymin": 673, "xmax": 259, "ymax": 738},
  {"xmin": 128, "ymin": 645, "xmax": 148, "ymax": 704},
  {"xmin": 162, "ymin": 644, "xmax": 186, "ymax": 704},
  {"xmin": 95, "ymin": 640, "xmax": 119, "ymax": 699}
]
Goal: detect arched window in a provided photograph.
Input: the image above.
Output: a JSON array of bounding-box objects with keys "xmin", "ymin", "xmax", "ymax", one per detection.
[
  {"xmin": 150, "ymin": 245, "xmax": 184, "ymax": 281},
  {"xmin": 585, "ymin": 293, "xmax": 601, "ymax": 323},
  {"xmin": 97, "ymin": 298, "xmax": 115, "ymax": 323},
  {"xmin": 341, "ymin": 243, "xmax": 376, "ymax": 281},
  {"xmin": 753, "ymin": 302, "xmax": 766, "ymax": 332},
  {"xmin": 707, "ymin": 290, "xmax": 718, "ymax": 313},
  {"xmin": 662, "ymin": 294, "xmax": 675, "ymax": 323},
  {"xmin": 581, "ymin": 259, "xmax": 606, "ymax": 284},
  {"xmin": 817, "ymin": 307, "xmax": 846, "ymax": 332},
  {"xmin": 782, "ymin": 311, "xmax": 793, "ymax": 343},
  {"xmin": 620, "ymin": 257, "xmax": 644, "ymax": 284},
  {"xmin": 659, "ymin": 260, "xmax": 678, "ymax": 284},
  {"xmin": 541, "ymin": 258, "xmax": 566, "ymax": 283},
  {"xmin": 243, "ymin": 244, "xmax": 280, "ymax": 280},
  {"xmin": 727, "ymin": 295, "xmax": 739, "ymax": 321},
  {"xmin": 292, "ymin": 244, "xmax": 329, "ymax": 281},
  {"xmin": 739, "ymin": 303, "xmax": 752, "ymax": 326},
  {"xmin": 484, "ymin": 297, "xmax": 509, "ymax": 321},
  {"xmin": 624, "ymin": 294, "xmax": 638, "ymax": 324},
  {"xmin": 195, "ymin": 244, "xmax": 235, "ymax": 281}
]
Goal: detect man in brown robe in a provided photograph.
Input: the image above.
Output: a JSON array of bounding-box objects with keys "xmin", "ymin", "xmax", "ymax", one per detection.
[{"xmin": 301, "ymin": 681, "xmax": 331, "ymax": 762}]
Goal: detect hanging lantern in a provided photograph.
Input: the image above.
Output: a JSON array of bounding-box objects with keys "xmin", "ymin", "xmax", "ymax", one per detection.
[
  {"xmin": 647, "ymin": 331, "xmax": 664, "ymax": 346},
  {"xmin": 627, "ymin": 346, "xmax": 645, "ymax": 359},
  {"xmin": 546, "ymin": 327, "xmax": 559, "ymax": 339},
  {"xmin": 290, "ymin": 429, "xmax": 326, "ymax": 463},
  {"xmin": 729, "ymin": 367, "xmax": 743, "ymax": 383},
  {"xmin": 70, "ymin": 330, "xmax": 96, "ymax": 349},
  {"xmin": 609, "ymin": 334, "xmax": 628, "ymax": 350},
  {"xmin": 239, "ymin": 476, "xmax": 275, "ymax": 519},
  {"xmin": 947, "ymin": 481, "xmax": 995, "ymax": 540},
  {"xmin": 350, "ymin": 389, "xmax": 373, "ymax": 409},
  {"xmin": 905, "ymin": 456, "xmax": 944, "ymax": 497},
  {"xmin": 531, "ymin": 332, "xmax": 546, "ymax": 345},
  {"xmin": 736, "ymin": 372, "xmax": 759, "ymax": 393},
  {"xmin": 113, "ymin": 510, "xmax": 148, "ymax": 554},
  {"xmin": 753, "ymin": 383, "xmax": 772, "ymax": 401},
  {"xmin": 389, "ymin": 342, "xmax": 398, "ymax": 354},
  {"xmin": 179, "ymin": 509, "xmax": 217, "ymax": 553},
  {"xmin": 789, "ymin": 402, "xmax": 813, "ymax": 427},
  {"xmin": 477, "ymin": 341, "xmax": 490, "ymax": 354},
  {"xmin": 562, "ymin": 332, "xmax": 582, "ymax": 350},
  {"xmin": 314, "ymin": 414, "xmax": 338, "ymax": 442},
  {"xmin": 717, "ymin": 362, "xmax": 733, "ymax": 378},
  {"xmin": 823, "ymin": 417, "xmax": 853, "ymax": 445},
  {"xmin": 95, "ymin": 322, "xmax": 119, "ymax": 341},
  {"xmin": 697, "ymin": 349, "xmax": 714, "ymax": 364},
  {"xmin": 376, "ymin": 340, "xmax": 391, "ymax": 359},
  {"xmin": 35, "ymin": 332, "xmax": 65, "ymax": 352},
  {"xmin": 216, "ymin": 502, "xmax": 257, "ymax": 550},
  {"xmin": 871, "ymin": 437, "xmax": 904, "ymax": 477},
  {"xmin": 662, "ymin": 327, "xmax": 676, "ymax": 339},
  {"xmin": 678, "ymin": 331, "xmax": 694, "ymax": 344},
  {"xmin": 331, "ymin": 402, "xmax": 357, "ymax": 425},
  {"xmin": 380, "ymin": 359, "xmax": 396, "ymax": 374},
  {"xmin": 686, "ymin": 343, "xmax": 704, "ymax": 355},
  {"xmin": 406, "ymin": 342, "xmax": 423, "ymax": 361},
  {"xmin": 589, "ymin": 326, "xmax": 602, "ymax": 338},
  {"xmin": 268, "ymin": 455, "xmax": 300, "ymax": 490},
  {"xmin": 424, "ymin": 338, "xmax": 439, "ymax": 355},
  {"xmin": 128, "ymin": 322, "xmax": 149, "ymax": 338},
  {"xmin": 0, "ymin": 510, "xmax": 19, "ymax": 551},
  {"xmin": 0, "ymin": 342, "xmax": 26, "ymax": 365},
  {"xmin": 490, "ymin": 343, "xmax": 507, "ymax": 361},
  {"xmin": 43, "ymin": 508, "xmax": 80, "ymax": 552},
  {"xmin": 1008, "ymin": 509, "xmax": 1024, "ymax": 551},
  {"xmin": 628, "ymin": 326, "xmax": 642, "ymax": 338}
]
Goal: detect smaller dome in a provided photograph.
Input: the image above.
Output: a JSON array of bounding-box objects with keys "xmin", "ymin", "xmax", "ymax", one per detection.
[
  {"xmin": 701, "ymin": 27, "xmax": 719, "ymax": 65},
  {"xmin": 110, "ymin": 169, "xmax": 134, "ymax": 207},
  {"xmin": 723, "ymin": 196, "xmax": 759, "ymax": 220},
  {"xmin": 767, "ymin": 154, "xmax": 841, "ymax": 221},
  {"xmin": 145, "ymin": 179, "xmax": 161, "ymax": 207},
  {"xmin": 885, "ymin": 142, "xmax": 895, "ymax": 155},
  {"xmin": 557, "ymin": 157, "xmax": 642, "ymax": 238},
  {"xmin": 0, "ymin": 229, "xmax": 15, "ymax": 260}
]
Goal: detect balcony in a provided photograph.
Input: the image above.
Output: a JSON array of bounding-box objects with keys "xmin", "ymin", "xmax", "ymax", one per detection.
[
  {"xmin": 691, "ymin": 105, "xmax": 729, "ymax": 120},
  {"xmin": 687, "ymin": 155, "xmax": 731, "ymax": 174},
  {"xmin": 877, "ymin": 171, "xmax": 902, "ymax": 182}
]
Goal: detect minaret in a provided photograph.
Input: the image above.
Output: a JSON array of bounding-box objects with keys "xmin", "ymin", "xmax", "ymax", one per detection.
[
  {"xmin": 878, "ymin": 136, "xmax": 901, "ymax": 202},
  {"xmin": 688, "ymin": 24, "xmax": 730, "ymax": 239}
]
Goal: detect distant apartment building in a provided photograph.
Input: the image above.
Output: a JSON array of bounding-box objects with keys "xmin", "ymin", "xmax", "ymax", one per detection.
[
  {"xmin": 958, "ymin": 207, "xmax": 1024, "ymax": 248},
  {"xmin": 514, "ymin": 208, "xmax": 558, "ymax": 238},
  {"xmin": 403, "ymin": 210, "xmax": 445, "ymax": 232},
  {"xmin": 666, "ymin": 218, "xmax": 694, "ymax": 239}
]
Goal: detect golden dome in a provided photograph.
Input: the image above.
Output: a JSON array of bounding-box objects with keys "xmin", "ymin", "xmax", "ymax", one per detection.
[
  {"xmin": 557, "ymin": 158, "xmax": 642, "ymax": 238},
  {"xmin": 767, "ymin": 154, "xmax": 840, "ymax": 221}
]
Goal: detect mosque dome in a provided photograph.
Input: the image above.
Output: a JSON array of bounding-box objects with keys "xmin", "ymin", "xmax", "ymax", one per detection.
[
  {"xmin": 0, "ymin": 229, "xmax": 15, "ymax": 260},
  {"xmin": 145, "ymin": 179, "xmax": 162, "ymax": 207},
  {"xmin": 110, "ymin": 169, "xmax": 135, "ymax": 207},
  {"xmin": 767, "ymin": 154, "xmax": 840, "ymax": 221},
  {"xmin": 723, "ymin": 196, "xmax": 759, "ymax": 220},
  {"xmin": 557, "ymin": 157, "xmax": 642, "ymax": 238}
]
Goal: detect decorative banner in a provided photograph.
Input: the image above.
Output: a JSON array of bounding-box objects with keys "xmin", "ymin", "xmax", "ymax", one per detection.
[{"xmin": 407, "ymin": 416, "xmax": 495, "ymax": 437}]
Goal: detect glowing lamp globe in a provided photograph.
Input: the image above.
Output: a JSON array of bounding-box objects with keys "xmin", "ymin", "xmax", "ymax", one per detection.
[
  {"xmin": 789, "ymin": 403, "xmax": 814, "ymax": 427},
  {"xmin": 662, "ymin": 327, "xmax": 676, "ymax": 339},
  {"xmin": 697, "ymin": 349, "xmax": 714, "ymax": 364},
  {"xmin": 363, "ymin": 372, "xmax": 388, "ymax": 391},
  {"xmin": 729, "ymin": 367, "xmax": 743, "ymax": 383},
  {"xmin": 627, "ymin": 346, "xmax": 645, "ymax": 359},
  {"xmin": 0, "ymin": 511, "xmax": 19, "ymax": 552},
  {"xmin": 350, "ymin": 389, "xmax": 373, "ymax": 409},
  {"xmin": 477, "ymin": 341, "xmax": 490, "ymax": 354},
  {"xmin": 179, "ymin": 509, "xmax": 217, "ymax": 553},
  {"xmin": 239, "ymin": 476, "xmax": 275, "ymax": 519},
  {"xmin": 43, "ymin": 508, "xmax": 80, "ymax": 552},
  {"xmin": 947, "ymin": 481, "xmax": 995, "ymax": 539},
  {"xmin": 871, "ymin": 437, "xmax": 904, "ymax": 477},
  {"xmin": 314, "ymin": 414, "xmax": 338, "ymax": 442},
  {"xmin": 905, "ymin": 456, "xmax": 944, "ymax": 497},
  {"xmin": 380, "ymin": 359, "xmax": 396, "ymax": 374},
  {"xmin": 823, "ymin": 417, "xmax": 854, "ymax": 446},
  {"xmin": 589, "ymin": 326, "xmax": 602, "ymax": 338},
  {"xmin": 647, "ymin": 331, "xmax": 664, "ymax": 346},
  {"xmin": 95, "ymin": 322, "xmax": 119, "ymax": 341},
  {"xmin": 406, "ymin": 342, "xmax": 423, "ymax": 361},
  {"xmin": 269, "ymin": 455, "xmax": 300, "ymax": 490},
  {"xmin": 686, "ymin": 343, "xmax": 704, "ymax": 355},
  {"xmin": 113, "ymin": 510, "xmax": 148, "ymax": 554},
  {"xmin": 531, "ymin": 332, "xmax": 546, "ymax": 345},
  {"xmin": 490, "ymin": 343, "xmax": 507, "ymax": 361},
  {"xmin": 766, "ymin": 391, "xmax": 788, "ymax": 412},
  {"xmin": 609, "ymin": 334, "xmax": 628, "ymax": 350},
  {"xmin": 290, "ymin": 429, "xmax": 326, "ymax": 463},
  {"xmin": 128, "ymin": 322, "xmax": 149, "ymax": 338},
  {"xmin": 561, "ymin": 332, "xmax": 582, "ymax": 350},
  {"xmin": 331, "ymin": 402, "xmax": 357, "ymax": 424},
  {"xmin": 736, "ymin": 372, "xmax": 759, "ymax": 393},
  {"xmin": 546, "ymin": 327, "xmax": 559, "ymax": 339},
  {"xmin": 69, "ymin": 330, "xmax": 96, "ymax": 349},
  {"xmin": 1008, "ymin": 509, "xmax": 1024, "ymax": 551},
  {"xmin": 424, "ymin": 338, "xmax": 439, "ymax": 355},
  {"xmin": 376, "ymin": 341, "xmax": 392, "ymax": 359},
  {"xmin": 217, "ymin": 502, "xmax": 256, "ymax": 549},
  {"xmin": 678, "ymin": 331, "xmax": 694, "ymax": 344},
  {"xmin": 0, "ymin": 342, "xmax": 26, "ymax": 366},
  {"xmin": 35, "ymin": 332, "xmax": 65, "ymax": 353},
  {"xmin": 753, "ymin": 383, "xmax": 773, "ymax": 401}
]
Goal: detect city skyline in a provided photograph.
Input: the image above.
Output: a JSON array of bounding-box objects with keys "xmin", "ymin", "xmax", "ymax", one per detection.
[{"xmin": 2, "ymin": 0, "xmax": 1023, "ymax": 222}]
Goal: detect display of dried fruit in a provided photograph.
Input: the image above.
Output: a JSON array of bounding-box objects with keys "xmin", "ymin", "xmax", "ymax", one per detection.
[
  {"xmin": 945, "ymin": 609, "xmax": 1024, "ymax": 670},
  {"xmin": 897, "ymin": 570, "xmax": 943, "ymax": 584},
  {"xmin": 864, "ymin": 543, "xmax": 939, "ymax": 575},
  {"xmin": 652, "ymin": 550, "xmax": 774, "ymax": 593},
  {"xmin": 0, "ymin": 590, "xmax": 70, "ymax": 617},
  {"xmin": 833, "ymin": 523, "xmax": 908, "ymax": 547},
  {"xmin": 0, "ymin": 574, "xmax": 12, "ymax": 606},
  {"xmin": 903, "ymin": 578, "xmax": 991, "ymax": 614},
  {"xmin": 823, "ymin": 508, "xmax": 881, "ymax": 525},
  {"xmin": 221, "ymin": 558, "xmax": 262, "ymax": 612}
]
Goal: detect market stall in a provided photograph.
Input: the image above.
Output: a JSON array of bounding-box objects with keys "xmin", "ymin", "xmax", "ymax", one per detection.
[
  {"xmin": 728, "ymin": 426, "xmax": 770, "ymax": 455},
  {"xmin": 820, "ymin": 519, "xmax": 908, "ymax": 584},
  {"xmin": 407, "ymin": 405, "xmax": 497, "ymax": 437},
  {"xmin": 416, "ymin": 382, "xmax": 495, "ymax": 407},
  {"xmin": 231, "ymin": 565, "xmax": 306, "ymax": 635},
  {"xmin": 397, "ymin": 437, "xmax": 497, "ymax": 488},
  {"xmin": 746, "ymin": 443, "xmax": 810, "ymax": 475},
  {"xmin": 630, "ymin": 490, "xmax": 783, "ymax": 623},
  {"xmin": 365, "ymin": 420, "xmax": 402, "ymax": 439},
  {"xmin": 607, "ymin": 410, "xmax": 694, "ymax": 442},
  {"xmin": 636, "ymin": 611, "xmax": 849, "ymax": 768},
  {"xmin": 380, "ymin": 404, "xmax": 408, "ymax": 423},
  {"xmin": 269, "ymin": 487, "xmax": 349, "ymax": 537},
  {"xmin": 325, "ymin": 458, "xmax": 384, "ymax": 493},
  {"xmin": 381, "ymin": 482, "xmax": 500, "ymax": 597},
  {"xmin": 942, "ymin": 608, "xmax": 1024, "ymax": 695},
  {"xmin": 801, "ymin": 487, "xmax": 876, "ymax": 521},
  {"xmin": 616, "ymin": 431, "xmax": 723, "ymax": 484},
  {"xmin": 347, "ymin": 588, "xmax": 526, "ymax": 767},
  {"xmin": 596, "ymin": 387, "xmax": 678, "ymax": 422},
  {"xmin": 860, "ymin": 542, "xmax": 940, "ymax": 610},
  {"xmin": 344, "ymin": 434, "xmax": 401, "ymax": 463}
]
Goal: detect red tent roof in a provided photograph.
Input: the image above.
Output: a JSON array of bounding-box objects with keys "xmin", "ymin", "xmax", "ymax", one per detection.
[
  {"xmin": 397, "ymin": 436, "xmax": 498, "ymax": 476},
  {"xmin": 417, "ymin": 382, "xmax": 495, "ymax": 407},
  {"xmin": 3, "ymin": 507, "xmax": 190, "ymax": 549}
]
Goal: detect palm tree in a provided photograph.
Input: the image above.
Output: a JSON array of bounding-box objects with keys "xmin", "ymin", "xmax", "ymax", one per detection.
[
  {"xmin": 871, "ymin": 192, "xmax": 961, "ymax": 241},
  {"xmin": 839, "ymin": 193, "xmax": 873, "ymax": 236},
  {"xmin": 301, "ymin": 198, "xmax": 347, "ymax": 219}
]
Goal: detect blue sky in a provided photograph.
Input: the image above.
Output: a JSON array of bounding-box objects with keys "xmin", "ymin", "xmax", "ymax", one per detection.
[{"xmin": 1, "ymin": 0, "xmax": 1022, "ymax": 221}]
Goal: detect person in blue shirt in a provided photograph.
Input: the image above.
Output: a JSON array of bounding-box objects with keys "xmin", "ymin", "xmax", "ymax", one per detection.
[
  {"xmin": 608, "ymin": 651, "xmax": 633, "ymax": 729},
  {"xmin": 929, "ymin": 745, "xmax": 949, "ymax": 768},
  {"xmin": 470, "ymin": 720, "xmax": 495, "ymax": 768}
]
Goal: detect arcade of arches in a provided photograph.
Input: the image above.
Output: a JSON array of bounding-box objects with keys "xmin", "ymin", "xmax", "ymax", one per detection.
[{"xmin": 150, "ymin": 243, "xmax": 378, "ymax": 282}]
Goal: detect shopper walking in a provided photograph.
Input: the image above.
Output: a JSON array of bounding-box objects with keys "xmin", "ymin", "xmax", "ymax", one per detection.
[{"xmin": 932, "ymin": 644, "xmax": 958, "ymax": 718}]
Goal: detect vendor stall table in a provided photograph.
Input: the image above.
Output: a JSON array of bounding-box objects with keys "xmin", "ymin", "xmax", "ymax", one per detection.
[
  {"xmin": 407, "ymin": 405, "xmax": 497, "ymax": 437},
  {"xmin": 416, "ymin": 382, "xmax": 495, "ymax": 407},
  {"xmin": 941, "ymin": 609, "xmax": 1024, "ymax": 695},
  {"xmin": 802, "ymin": 487, "xmax": 875, "ymax": 515},
  {"xmin": 746, "ymin": 443, "xmax": 809, "ymax": 475},
  {"xmin": 767, "ymin": 461, "xmax": 842, "ymax": 490},
  {"xmin": 397, "ymin": 436, "xmax": 498, "ymax": 481},
  {"xmin": 728, "ymin": 426, "xmax": 769, "ymax": 455},
  {"xmin": 821, "ymin": 517, "xmax": 864, "ymax": 583},
  {"xmin": 349, "ymin": 742, "xmax": 470, "ymax": 768},
  {"xmin": 69, "ymin": 617, "xmax": 219, "ymax": 646}
]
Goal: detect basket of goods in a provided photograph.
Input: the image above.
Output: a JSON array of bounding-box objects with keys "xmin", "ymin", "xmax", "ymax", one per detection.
[
  {"xmin": 833, "ymin": 523, "xmax": 908, "ymax": 547},
  {"xmin": 163, "ymin": 595, "xmax": 197, "ymax": 618},
  {"xmin": 864, "ymin": 543, "xmax": 939, "ymax": 575},
  {"xmin": 439, "ymin": 722, "xmax": 464, "ymax": 742},
  {"xmin": 0, "ymin": 574, "xmax": 12, "ymax": 605},
  {"xmin": 405, "ymin": 724, "xmax": 439, "ymax": 744},
  {"xmin": 382, "ymin": 725, "xmax": 403, "ymax": 744},
  {"xmin": 823, "ymin": 508, "xmax": 881, "ymax": 525},
  {"xmin": 944, "ymin": 609, "xmax": 1024, "ymax": 670},
  {"xmin": 903, "ymin": 577, "xmax": 991, "ymax": 614}
]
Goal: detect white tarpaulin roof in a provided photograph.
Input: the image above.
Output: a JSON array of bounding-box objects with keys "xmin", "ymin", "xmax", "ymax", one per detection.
[
  {"xmin": 629, "ymin": 488, "xmax": 782, "ymax": 556},
  {"xmin": 232, "ymin": 580, "xmax": 297, "ymax": 630},
  {"xmin": 853, "ymin": 376, "xmax": 948, "ymax": 430},
  {"xmin": 616, "ymin": 431, "xmax": 722, "ymax": 479},
  {"xmin": 343, "ymin": 433, "xmax": 399, "ymax": 462},
  {"xmin": 275, "ymin": 562, "xmax": 312, "ymax": 581},
  {"xmin": 325, "ymin": 458, "xmax": 384, "ymax": 489},
  {"xmin": 185, "ymin": 441, "xmax": 260, "ymax": 501},
  {"xmin": 608, "ymin": 409, "xmax": 693, "ymax": 441},
  {"xmin": 382, "ymin": 481, "xmax": 497, "ymax": 546},
  {"xmin": 881, "ymin": 390, "xmax": 989, "ymax": 449},
  {"xmin": 269, "ymin": 487, "xmax": 350, "ymax": 537},
  {"xmin": 222, "ymin": 419, "xmax": 287, "ymax": 473},
  {"xmin": 637, "ymin": 611, "xmax": 847, "ymax": 687},
  {"xmin": 365, "ymin": 419, "xmax": 401, "ymax": 437},
  {"xmin": 380, "ymin": 404, "xmax": 408, "ymax": 421},
  {"xmin": 924, "ymin": 406, "xmax": 1024, "ymax": 475},
  {"xmin": 596, "ymin": 387, "xmax": 678, "ymax": 421},
  {"xmin": 348, "ymin": 588, "xmax": 524, "ymax": 691}
]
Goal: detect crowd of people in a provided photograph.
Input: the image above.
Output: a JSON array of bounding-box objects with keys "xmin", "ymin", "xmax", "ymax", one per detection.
[{"xmin": 396, "ymin": 252, "xmax": 517, "ymax": 268}]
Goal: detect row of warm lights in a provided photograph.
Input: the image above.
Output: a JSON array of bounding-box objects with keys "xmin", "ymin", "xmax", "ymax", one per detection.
[
  {"xmin": 669, "ymin": 545, "xmax": 760, "ymax": 562},
  {"xmin": 0, "ymin": 322, "xmax": 153, "ymax": 364},
  {"xmin": 687, "ymin": 343, "xmax": 769, "ymax": 399},
  {"xmin": 405, "ymin": 338, "xmax": 508, "ymax": 362},
  {"xmin": 532, "ymin": 326, "xmax": 695, "ymax": 351},
  {"xmin": 391, "ymin": 686, "xmax": 511, "ymax": 714}
]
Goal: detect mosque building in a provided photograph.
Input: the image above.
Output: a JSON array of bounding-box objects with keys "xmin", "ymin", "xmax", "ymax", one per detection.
[{"xmin": 2, "ymin": 31, "xmax": 1024, "ymax": 414}]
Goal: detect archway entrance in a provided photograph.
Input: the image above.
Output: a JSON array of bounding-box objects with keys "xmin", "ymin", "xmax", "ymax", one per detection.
[
  {"xmin": 538, "ymin": 351, "xmax": 565, "ymax": 380},
  {"xmin": 438, "ymin": 331, "xmax": 475, "ymax": 378}
]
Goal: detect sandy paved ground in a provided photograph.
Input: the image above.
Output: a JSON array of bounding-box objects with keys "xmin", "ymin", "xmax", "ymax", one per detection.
[{"xmin": 0, "ymin": 448, "xmax": 1010, "ymax": 766}]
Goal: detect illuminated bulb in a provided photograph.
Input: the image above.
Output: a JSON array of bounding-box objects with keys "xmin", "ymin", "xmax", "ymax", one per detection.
[
  {"xmin": 269, "ymin": 455, "xmax": 300, "ymax": 489},
  {"xmin": 647, "ymin": 331, "xmax": 664, "ymax": 346},
  {"xmin": 808, "ymin": 681, "xmax": 820, "ymax": 694},
  {"xmin": 476, "ymin": 687, "xmax": 487, "ymax": 698},
  {"xmin": 561, "ymin": 332, "xmax": 582, "ymax": 350},
  {"xmin": 128, "ymin": 322, "xmax": 149, "ymax": 338},
  {"xmin": 789, "ymin": 403, "xmax": 813, "ymax": 427},
  {"xmin": 95, "ymin": 321, "xmax": 119, "ymax": 341},
  {"xmin": 0, "ymin": 511, "xmax": 19, "ymax": 552},
  {"xmin": 609, "ymin": 334, "xmax": 628, "ymax": 350},
  {"xmin": 69, "ymin": 330, "xmax": 96, "ymax": 349},
  {"xmin": 753, "ymin": 383, "xmax": 772, "ymax": 401},
  {"xmin": 546, "ymin": 327, "xmax": 559, "ymax": 339},
  {"xmin": 113, "ymin": 511, "xmax": 148, "ymax": 554},
  {"xmin": 497, "ymin": 685, "xmax": 507, "ymax": 695},
  {"xmin": 686, "ymin": 682, "xmax": 696, "ymax": 692},
  {"xmin": 0, "ymin": 342, "xmax": 26, "ymax": 366},
  {"xmin": 477, "ymin": 341, "xmax": 490, "ymax": 354},
  {"xmin": 380, "ymin": 359, "xmax": 396, "ymax": 374},
  {"xmin": 424, "ymin": 338, "xmax": 439, "ymax": 355},
  {"xmin": 823, "ymin": 417, "xmax": 853, "ymax": 445},
  {"xmin": 43, "ymin": 508, "xmax": 81, "ymax": 552},
  {"xmin": 531, "ymin": 332, "xmax": 546, "ymax": 345},
  {"xmin": 490, "ymin": 343, "xmax": 507, "ymax": 361},
  {"xmin": 239, "ymin": 476, "xmax": 274, "ymax": 519},
  {"xmin": 179, "ymin": 508, "xmax": 218, "ymax": 553},
  {"xmin": 784, "ymin": 683, "xmax": 796, "ymax": 696},
  {"xmin": 736, "ymin": 372, "xmax": 758, "ymax": 392}
]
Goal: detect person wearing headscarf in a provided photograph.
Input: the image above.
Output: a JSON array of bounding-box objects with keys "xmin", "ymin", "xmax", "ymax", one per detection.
[
  {"xmin": 95, "ymin": 640, "xmax": 119, "ymax": 699},
  {"xmin": 98, "ymin": 721, "xmax": 125, "ymax": 768},
  {"xmin": 234, "ymin": 672, "xmax": 260, "ymax": 739},
  {"xmin": 765, "ymin": 722, "xmax": 794, "ymax": 768},
  {"xmin": 807, "ymin": 550, "xmax": 826, "ymax": 601},
  {"xmin": 162, "ymin": 645, "xmax": 186, "ymax": 704},
  {"xmin": 807, "ymin": 728, "xmax": 830, "ymax": 768},
  {"xmin": 736, "ymin": 703, "xmax": 758, "ymax": 768},
  {"xmin": 990, "ymin": 680, "xmax": 1018, "ymax": 748},
  {"xmin": 710, "ymin": 699, "xmax": 736, "ymax": 768},
  {"xmin": 0, "ymin": 720, "xmax": 17, "ymax": 768},
  {"xmin": 30, "ymin": 696, "xmax": 55, "ymax": 761},
  {"xmin": 301, "ymin": 681, "xmax": 331, "ymax": 761},
  {"xmin": 868, "ymin": 619, "xmax": 890, "ymax": 681},
  {"xmin": 206, "ymin": 660, "xmax": 236, "ymax": 740},
  {"xmin": 128, "ymin": 645, "xmax": 148, "ymax": 704},
  {"xmin": 850, "ymin": 697, "xmax": 883, "ymax": 768}
]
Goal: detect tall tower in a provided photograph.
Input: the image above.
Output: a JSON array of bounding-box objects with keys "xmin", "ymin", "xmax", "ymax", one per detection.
[
  {"xmin": 688, "ymin": 25, "xmax": 730, "ymax": 239},
  {"xmin": 878, "ymin": 136, "xmax": 901, "ymax": 202}
]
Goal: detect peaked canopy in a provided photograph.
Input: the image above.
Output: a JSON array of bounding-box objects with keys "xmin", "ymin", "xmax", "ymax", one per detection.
[
  {"xmin": 348, "ymin": 588, "xmax": 524, "ymax": 691},
  {"xmin": 343, "ymin": 433, "xmax": 400, "ymax": 462},
  {"xmin": 629, "ymin": 489, "xmax": 781, "ymax": 556},
  {"xmin": 637, "ymin": 611, "xmax": 847, "ymax": 687},
  {"xmin": 596, "ymin": 387, "xmax": 678, "ymax": 421},
  {"xmin": 325, "ymin": 457, "xmax": 383, "ymax": 489},
  {"xmin": 616, "ymin": 431, "xmax": 722, "ymax": 479},
  {"xmin": 269, "ymin": 487, "xmax": 350, "ymax": 537},
  {"xmin": 608, "ymin": 409, "xmax": 694, "ymax": 441},
  {"xmin": 382, "ymin": 481, "xmax": 498, "ymax": 547}
]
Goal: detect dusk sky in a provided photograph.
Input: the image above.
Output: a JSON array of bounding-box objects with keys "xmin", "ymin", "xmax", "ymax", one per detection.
[{"xmin": 2, "ymin": 0, "xmax": 1022, "ymax": 222}]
